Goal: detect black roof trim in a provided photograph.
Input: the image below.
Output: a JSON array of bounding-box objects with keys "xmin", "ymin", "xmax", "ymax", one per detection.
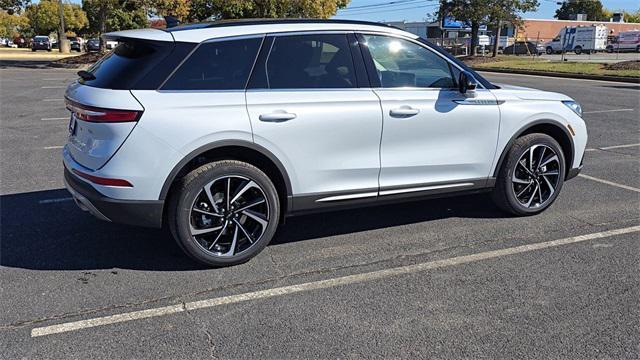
[{"xmin": 165, "ymin": 18, "xmax": 396, "ymax": 32}]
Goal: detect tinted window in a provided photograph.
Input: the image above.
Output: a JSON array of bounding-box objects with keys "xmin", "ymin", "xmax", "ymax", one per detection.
[
  {"xmin": 82, "ymin": 40, "xmax": 174, "ymax": 90},
  {"xmin": 362, "ymin": 34, "xmax": 455, "ymax": 88},
  {"xmin": 162, "ymin": 38, "xmax": 262, "ymax": 90},
  {"xmin": 266, "ymin": 34, "xmax": 356, "ymax": 89}
]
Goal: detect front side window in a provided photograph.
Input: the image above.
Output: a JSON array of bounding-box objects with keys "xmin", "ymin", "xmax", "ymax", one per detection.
[
  {"xmin": 266, "ymin": 34, "xmax": 356, "ymax": 89},
  {"xmin": 362, "ymin": 34, "xmax": 455, "ymax": 89},
  {"xmin": 162, "ymin": 37, "xmax": 262, "ymax": 90}
]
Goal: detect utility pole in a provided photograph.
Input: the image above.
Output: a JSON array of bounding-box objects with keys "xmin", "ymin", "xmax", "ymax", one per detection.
[{"xmin": 58, "ymin": 0, "xmax": 69, "ymax": 53}]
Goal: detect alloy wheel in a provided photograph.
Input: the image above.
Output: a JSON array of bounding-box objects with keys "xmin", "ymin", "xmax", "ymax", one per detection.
[
  {"xmin": 189, "ymin": 175, "xmax": 270, "ymax": 257},
  {"xmin": 511, "ymin": 144, "xmax": 561, "ymax": 209}
]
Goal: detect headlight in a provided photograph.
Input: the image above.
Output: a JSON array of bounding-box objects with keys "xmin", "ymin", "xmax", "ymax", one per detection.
[{"xmin": 562, "ymin": 100, "xmax": 582, "ymax": 117}]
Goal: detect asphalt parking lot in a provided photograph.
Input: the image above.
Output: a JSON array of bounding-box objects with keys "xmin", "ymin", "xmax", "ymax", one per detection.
[{"xmin": 1, "ymin": 67, "xmax": 639, "ymax": 359}]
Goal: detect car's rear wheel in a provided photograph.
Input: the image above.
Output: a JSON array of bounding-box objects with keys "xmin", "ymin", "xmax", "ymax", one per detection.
[
  {"xmin": 492, "ymin": 133, "xmax": 565, "ymax": 216},
  {"xmin": 169, "ymin": 160, "xmax": 280, "ymax": 267},
  {"xmin": 574, "ymin": 46, "xmax": 582, "ymax": 54}
]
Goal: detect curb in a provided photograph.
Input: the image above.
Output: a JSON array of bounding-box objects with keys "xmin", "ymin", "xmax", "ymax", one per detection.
[
  {"xmin": 473, "ymin": 67, "xmax": 640, "ymax": 83},
  {"xmin": 48, "ymin": 62, "xmax": 90, "ymax": 70}
]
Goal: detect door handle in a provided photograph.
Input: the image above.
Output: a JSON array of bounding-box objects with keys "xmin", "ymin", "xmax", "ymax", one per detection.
[
  {"xmin": 259, "ymin": 110, "xmax": 296, "ymax": 122},
  {"xmin": 389, "ymin": 106, "xmax": 420, "ymax": 117}
]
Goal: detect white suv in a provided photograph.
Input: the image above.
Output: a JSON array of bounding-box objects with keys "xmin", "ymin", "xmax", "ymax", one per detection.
[{"xmin": 63, "ymin": 19, "xmax": 587, "ymax": 266}]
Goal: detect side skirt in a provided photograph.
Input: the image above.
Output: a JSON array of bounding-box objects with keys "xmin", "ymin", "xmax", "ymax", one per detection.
[{"xmin": 288, "ymin": 178, "xmax": 495, "ymax": 217}]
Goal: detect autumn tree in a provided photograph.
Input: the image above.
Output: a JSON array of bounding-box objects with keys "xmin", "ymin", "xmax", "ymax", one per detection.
[
  {"xmin": 0, "ymin": 11, "xmax": 29, "ymax": 38},
  {"xmin": 187, "ymin": 0, "xmax": 351, "ymax": 22}
]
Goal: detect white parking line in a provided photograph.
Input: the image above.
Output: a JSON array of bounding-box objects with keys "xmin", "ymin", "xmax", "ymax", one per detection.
[
  {"xmin": 600, "ymin": 143, "xmax": 640, "ymax": 150},
  {"xmin": 42, "ymin": 78, "xmax": 68, "ymax": 81},
  {"xmin": 41, "ymin": 86, "xmax": 66, "ymax": 89},
  {"xmin": 38, "ymin": 197, "xmax": 73, "ymax": 204},
  {"xmin": 30, "ymin": 225, "xmax": 640, "ymax": 337},
  {"xmin": 583, "ymin": 108, "xmax": 635, "ymax": 114},
  {"xmin": 43, "ymin": 145, "xmax": 63, "ymax": 150},
  {"xmin": 43, "ymin": 99, "xmax": 63, "ymax": 102},
  {"xmin": 41, "ymin": 117, "xmax": 68, "ymax": 121},
  {"xmin": 578, "ymin": 174, "xmax": 640, "ymax": 193}
]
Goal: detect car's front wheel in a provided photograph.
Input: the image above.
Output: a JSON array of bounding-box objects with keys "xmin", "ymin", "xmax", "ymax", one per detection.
[
  {"xmin": 492, "ymin": 133, "xmax": 566, "ymax": 216},
  {"xmin": 169, "ymin": 160, "xmax": 280, "ymax": 267}
]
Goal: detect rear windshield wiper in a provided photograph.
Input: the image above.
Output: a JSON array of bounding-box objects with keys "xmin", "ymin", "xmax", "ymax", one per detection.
[{"xmin": 77, "ymin": 70, "xmax": 96, "ymax": 81}]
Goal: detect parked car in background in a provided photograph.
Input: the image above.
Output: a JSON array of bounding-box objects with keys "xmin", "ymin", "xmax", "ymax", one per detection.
[
  {"xmin": 13, "ymin": 36, "xmax": 27, "ymax": 48},
  {"xmin": 86, "ymin": 38, "xmax": 100, "ymax": 52},
  {"xmin": 68, "ymin": 37, "xmax": 84, "ymax": 52},
  {"xmin": 32, "ymin": 36, "xmax": 51, "ymax": 52},
  {"xmin": 503, "ymin": 41, "xmax": 542, "ymax": 55},
  {"xmin": 606, "ymin": 30, "xmax": 640, "ymax": 53},
  {"xmin": 62, "ymin": 19, "xmax": 587, "ymax": 267}
]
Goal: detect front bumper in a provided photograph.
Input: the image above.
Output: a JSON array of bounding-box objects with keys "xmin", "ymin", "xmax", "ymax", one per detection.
[{"xmin": 64, "ymin": 167, "xmax": 164, "ymax": 228}]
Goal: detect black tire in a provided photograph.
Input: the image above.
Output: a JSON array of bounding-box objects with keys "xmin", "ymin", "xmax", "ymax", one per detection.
[
  {"xmin": 168, "ymin": 160, "xmax": 280, "ymax": 267},
  {"xmin": 636, "ymin": 45, "xmax": 640, "ymax": 53},
  {"xmin": 546, "ymin": 47, "xmax": 553, "ymax": 55},
  {"xmin": 492, "ymin": 133, "xmax": 566, "ymax": 216},
  {"xmin": 606, "ymin": 46, "xmax": 614, "ymax": 53},
  {"xmin": 574, "ymin": 46, "xmax": 582, "ymax": 55}
]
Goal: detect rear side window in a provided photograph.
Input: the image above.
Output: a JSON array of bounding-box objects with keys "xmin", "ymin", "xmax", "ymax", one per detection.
[
  {"xmin": 162, "ymin": 37, "xmax": 262, "ymax": 90},
  {"xmin": 83, "ymin": 40, "xmax": 174, "ymax": 90},
  {"xmin": 265, "ymin": 34, "xmax": 356, "ymax": 89}
]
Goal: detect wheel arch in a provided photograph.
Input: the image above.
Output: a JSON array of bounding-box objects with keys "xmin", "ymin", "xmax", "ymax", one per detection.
[
  {"xmin": 493, "ymin": 120, "xmax": 575, "ymax": 179},
  {"xmin": 160, "ymin": 140, "xmax": 293, "ymax": 217}
]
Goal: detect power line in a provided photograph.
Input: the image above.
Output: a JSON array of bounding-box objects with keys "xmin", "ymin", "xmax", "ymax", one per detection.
[
  {"xmin": 339, "ymin": 0, "xmax": 425, "ymax": 12},
  {"xmin": 335, "ymin": 3, "xmax": 439, "ymax": 17}
]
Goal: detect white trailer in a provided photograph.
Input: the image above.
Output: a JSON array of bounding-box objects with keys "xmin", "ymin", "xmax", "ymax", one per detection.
[
  {"xmin": 606, "ymin": 30, "xmax": 640, "ymax": 53},
  {"xmin": 544, "ymin": 25, "xmax": 608, "ymax": 54}
]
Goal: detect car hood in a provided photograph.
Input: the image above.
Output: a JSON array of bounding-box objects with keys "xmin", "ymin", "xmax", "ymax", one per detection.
[{"xmin": 492, "ymin": 83, "xmax": 573, "ymax": 101}]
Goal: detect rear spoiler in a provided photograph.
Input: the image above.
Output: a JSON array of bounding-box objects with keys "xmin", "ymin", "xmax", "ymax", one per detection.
[{"xmin": 103, "ymin": 28, "xmax": 174, "ymax": 43}]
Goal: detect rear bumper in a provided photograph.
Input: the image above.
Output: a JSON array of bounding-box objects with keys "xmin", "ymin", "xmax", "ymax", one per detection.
[{"xmin": 64, "ymin": 167, "xmax": 164, "ymax": 228}]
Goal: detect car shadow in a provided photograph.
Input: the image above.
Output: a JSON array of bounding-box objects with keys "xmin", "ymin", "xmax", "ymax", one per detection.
[
  {"xmin": 1, "ymin": 188, "xmax": 506, "ymax": 271},
  {"xmin": 601, "ymin": 84, "xmax": 640, "ymax": 91}
]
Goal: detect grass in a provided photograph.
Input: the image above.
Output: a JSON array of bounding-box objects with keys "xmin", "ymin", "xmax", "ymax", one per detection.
[{"xmin": 469, "ymin": 56, "xmax": 640, "ymax": 78}]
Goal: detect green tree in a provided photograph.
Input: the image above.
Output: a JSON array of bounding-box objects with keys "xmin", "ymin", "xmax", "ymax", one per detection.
[
  {"xmin": 0, "ymin": 0, "xmax": 28, "ymax": 15},
  {"xmin": 0, "ymin": 11, "xmax": 29, "ymax": 38},
  {"xmin": 83, "ymin": 0, "xmax": 147, "ymax": 35},
  {"xmin": 24, "ymin": 0, "xmax": 87, "ymax": 35},
  {"xmin": 438, "ymin": 0, "xmax": 537, "ymax": 56},
  {"xmin": 554, "ymin": 0, "xmax": 605, "ymax": 21},
  {"xmin": 187, "ymin": 0, "xmax": 350, "ymax": 22},
  {"xmin": 487, "ymin": 0, "xmax": 538, "ymax": 57},
  {"xmin": 144, "ymin": 0, "xmax": 191, "ymax": 21}
]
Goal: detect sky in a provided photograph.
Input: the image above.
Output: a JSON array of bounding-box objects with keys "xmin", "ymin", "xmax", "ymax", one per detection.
[{"xmin": 333, "ymin": 0, "xmax": 639, "ymax": 22}]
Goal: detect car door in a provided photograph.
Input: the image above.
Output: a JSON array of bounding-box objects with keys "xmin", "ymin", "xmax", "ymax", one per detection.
[
  {"xmin": 358, "ymin": 33, "xmax": 500, "ymax": 195},
  {"xmin": 245, "ymin": 33, "xmax": 383, "ymax": 208}
]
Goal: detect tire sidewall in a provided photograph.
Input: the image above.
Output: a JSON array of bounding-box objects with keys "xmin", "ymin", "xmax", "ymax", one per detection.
[
  {"xmin": 173, "ymin": 161, "xmax": 280, "ymax": 267},
  {"xmin": 501, "ymin": 134, "xmax": 566, "ymax": 215}
]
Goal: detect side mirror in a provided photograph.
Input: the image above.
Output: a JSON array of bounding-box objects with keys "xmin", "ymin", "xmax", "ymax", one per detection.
[{"xmin": 458, "ymin": 71, "xmax": 478, "ymax": 95}]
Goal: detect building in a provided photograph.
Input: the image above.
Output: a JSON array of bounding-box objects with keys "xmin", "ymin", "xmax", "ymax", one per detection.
[{"xmin": 502, "ymin": 19, "xmax": 640, "ymax": 42}]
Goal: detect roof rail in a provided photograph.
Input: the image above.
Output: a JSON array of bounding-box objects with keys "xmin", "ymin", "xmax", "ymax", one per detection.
[{"xmin": 165, "ymin": 18, "xmax": 397, "ymax": 32}]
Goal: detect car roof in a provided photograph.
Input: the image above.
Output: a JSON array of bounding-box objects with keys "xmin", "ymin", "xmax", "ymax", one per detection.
[{"xmin": 105, "ymin": 19, "xmax": 417, "ymax": 44}]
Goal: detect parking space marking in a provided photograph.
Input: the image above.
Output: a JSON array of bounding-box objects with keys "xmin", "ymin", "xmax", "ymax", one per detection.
[
  {"xmin": 42, "ymin": 78, "xmax": 68, "ymax": 81},
  {"xmin": 578, "ymin": 174, "xmax": 640, "ymax": 193},
  {"xmin": 41, "ymin": 86, "xmax": 66, "ymax": 89},
  {"xmin": 583, "ymin": 108, "xmax": 635, "ymax": 114},
  {"xmin": 600, "ymin": 143, "xmax": 640, "ymax": 150},
  {"xmin": 41, "ymin": 117, "xmax": 68, "ymax": 121},
  {"xmin": 43, "ymin": 146, "xmax": 63, "ymax": 150},
  {"xmin": 38, "ymin": 197, "xmax": 73, "ymax": 204},
  {"xmin": 30, "ymin": 225, "xmax": 640, "ymax": 337},
  {"xmin": 43, "ymin": 99, "xmax": 63, "ymax": 102}
]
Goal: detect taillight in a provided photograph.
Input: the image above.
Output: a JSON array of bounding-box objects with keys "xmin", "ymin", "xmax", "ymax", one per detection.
[
  {"xmin": 65, "ymin": 98, "xmax": 142, "ymax": 123},
  {"xmin": 72, "ymin": 168, "xmax": 133, "ymax": 187}
]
